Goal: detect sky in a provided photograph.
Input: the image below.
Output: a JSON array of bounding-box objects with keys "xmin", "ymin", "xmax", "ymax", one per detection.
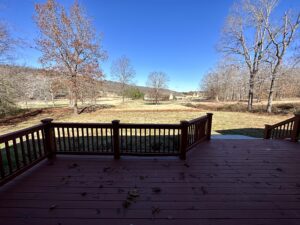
[{"xmin": 0, "ymin": 0, "xmax": 299, "ymax": 92}]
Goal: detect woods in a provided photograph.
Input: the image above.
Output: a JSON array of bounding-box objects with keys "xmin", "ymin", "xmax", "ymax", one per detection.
[{"xmin": 210, "ymin": 0, "xmax": 300, "ymax": 112}]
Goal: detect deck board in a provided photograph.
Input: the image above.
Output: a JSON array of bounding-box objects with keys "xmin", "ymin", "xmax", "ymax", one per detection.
[{"xmin": 0, "ymin": 139, "xmax": 300, "ymax": 225}]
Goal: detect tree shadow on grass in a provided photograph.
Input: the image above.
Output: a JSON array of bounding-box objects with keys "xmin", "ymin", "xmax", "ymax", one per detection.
[{"xmin": 215, "ymin": 128, "xmax": 264, "ymax": 138}]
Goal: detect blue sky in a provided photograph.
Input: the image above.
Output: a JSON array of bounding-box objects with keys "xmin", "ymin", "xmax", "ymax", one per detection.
[{"xmin": 0, "ymin": 0, "xmax": 299, "ymax": 91}]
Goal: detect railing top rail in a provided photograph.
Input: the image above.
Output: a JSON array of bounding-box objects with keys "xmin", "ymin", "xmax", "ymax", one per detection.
[
  {"xmin": 267, "ymin": 117, "xmax": 296, "ymax": 129},
  {"xmin": 52, "ymin": 122, "xmax": 113, "ymax": 128},
  {"xmin": 0, "ymin": 123, "xmax": 45, "ymax": 143},
  {"xmin": 187, "ymin": 115, "xmax": 208, "ymax": 125},
  {"xmin": 52, "ymin": 122, "xmax": 182, "ymax": 129},
  {"xmin": 119, "ymin": 123, "xmax": 181, "ymax": 129}
]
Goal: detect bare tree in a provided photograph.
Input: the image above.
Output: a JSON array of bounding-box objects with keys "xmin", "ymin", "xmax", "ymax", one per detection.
[
  {"xmin": 220, "ymin": 0, "xmax": 277, "ymax": 111},
  {"xmin": 111, "ymin": 56, "xmax": 135, "ymax": 102},
  {"xmin": 34, "ymin": 0, "xmax": 107, "ymax": 114},
  {"xmin": 0, "ymin": 22, "xmax": 16, "ymax": 115},
  {"xmin": 0, "ymin": 22, "xmax": 14, "ymax": 63},
  {"xmin": 265, "ymin": 13, "xmax": 300, "ymax": 113},
  {"xmin": 146, "ymin": 71, "xmax": 169, "ymax": 104}
]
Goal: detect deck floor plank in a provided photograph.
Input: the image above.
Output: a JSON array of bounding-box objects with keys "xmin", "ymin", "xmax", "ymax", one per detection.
[{"xmin": 0, "ymin": 139, "xmax": 299, "ymax": 225}]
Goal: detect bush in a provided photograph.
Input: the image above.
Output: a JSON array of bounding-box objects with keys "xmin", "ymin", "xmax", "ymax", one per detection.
[
  {"xmin": 0, "ymin": 101, "xmax": 24, "ymax": 118},
  {"xmin": 182, "ymin": 101, "xmax": 300, "ymax": 115},
  {"xmin": 124, "ymin": 88, "xmax": 144, "ymax": 100}
]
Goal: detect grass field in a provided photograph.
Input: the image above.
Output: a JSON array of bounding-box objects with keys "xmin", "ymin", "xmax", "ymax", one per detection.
[{"xmin": 0, "ymin": 99, "xmax": 294, "ymax": 137}]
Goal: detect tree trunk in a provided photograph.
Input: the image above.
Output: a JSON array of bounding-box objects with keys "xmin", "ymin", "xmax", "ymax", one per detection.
[
  {"xmin": 215, "ymin": 95, "xmax": 219, "ymax": 102},
  {"xmin": 247, "ymin": 73, "xmax": 255, "ymax": 111},
  {"xmin": 267, "ymin": 57, "xmax": 282, "ymax": 113},
  {"xmin": 266, "ymin": 76, "xmax": 275, "ymax": 113},
  {"xmin": 121, "ymin": 84, "xmax": 125, "ymax": 103},
  {"xmin": 72, "ymin": 76, "xmax": 79, "ymax": 114},
  {"xmin": 51, "ymin": 93, "xmax": 55, "ymax": 107}
]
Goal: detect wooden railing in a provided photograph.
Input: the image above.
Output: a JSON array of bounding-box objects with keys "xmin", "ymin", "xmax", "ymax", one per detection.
[
  {"xmin": 0, "ymin": 113, "xmax": 213, "ymax": 185},
  {"xmin": 0, "ymin": 123, "xmax": 48, "ymax": 185},
  {"xmin": 264, "ymin": 114, "xmax": 300, "ymax": 142}
]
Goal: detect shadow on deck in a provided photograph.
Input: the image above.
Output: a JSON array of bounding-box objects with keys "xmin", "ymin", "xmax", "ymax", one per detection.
[{"xmin": 0, "ymin": 139, "xmax": 299, "ymax": 225}]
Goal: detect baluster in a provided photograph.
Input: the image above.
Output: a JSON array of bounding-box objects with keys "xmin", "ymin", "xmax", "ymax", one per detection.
[
  {"xmin": 19, "ymin": 136, "xmax": 26, "ymax": 166},
  {"xmin": 139, "ymin": 128, "xmax": 142, "ymax": 152},
  {"xmin": 12, "ymin": 139, "xmax": 20, "ymax": 169},
  {"xmin": 81, "ymin": 128, "xmax": 86, "ymax": 152},
  {"xmin": 67, "ymin": 128, "xmax": 71, "ymax": 152},
  {"xmin": 31, "ymin": 133, "xmax": 38, "ymax": 160},
  {"xmin": 62, "ymin": 128, "xmax": 66, "ymax": 151},
  {"xmin": 25, "ymin": 134, "xmax": 32, "ymax": 162},
  {"xmin": 96, "ymin": 128, "xmax": 99, "ymax": 151},
  {"xmin": 57, "ymin": 127, "xmax": 62, "ymax": 151},
  {"xmin": 76, "ymin": 127, "xmax": 80, "ymax": 151},
  {"xmin": 0, "ymin": 144, "xmax": 5, "ymax": 178},
  {"xmin": 91, "ymin": 128, "xmax": 94, "ymax": 152},
  {"xmin": 105, "ymin": 128, "xmax": 109, "ymax": 151},
  {"xmin": 100, "ymin": 128, "xmax": 104, "ymax": 151},
  {"xmin": 36, "ymin": 131, "xmax": 42, "ymax": 157},
  {"xmin": 86, "ymin": 128, "xmax": 90, "ymax": 151},
  {"xmin": 158, "ymin": 128, "xmax": 161, "ymax": 152},
  {"xmin": 72, "ymin": 128, "xmax": 76, "ymax": 152},
  {"xmin": 5, "ymin": 141, "xmax": 13, "ymax": 174},
  {"xmin": 144, "ymin": 128, "xmax": 147, "ymax": 152}
]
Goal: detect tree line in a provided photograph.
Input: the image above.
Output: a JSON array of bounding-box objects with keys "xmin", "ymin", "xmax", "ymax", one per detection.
[
  {"xmin": 201, "ymin": 61, "xmax": 300, "ymax": 102},
  {"xmin": 0, "ymin": 0, "xmax": 169, "ymax": 116},
  {"xmin": 202, "ymin": 0, "xmax": 300, "ymax": 112}
]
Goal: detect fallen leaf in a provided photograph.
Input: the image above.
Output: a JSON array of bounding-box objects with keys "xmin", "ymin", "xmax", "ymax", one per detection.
[
  {"xmin": 122, "ymin": 200, "xmax": 131, "ymax": 208},
  {"xmin": 68, "ymin": 163, "xmax": 78, "ymax": 169},
  {"xmin": 128, "ymin": 189, "xmax": 139, "ymax": 197},
  {"xmin": 152, "ymin": 187, "xmax": 161, "ymax": 193},
  {"xmin": 200, "ymin": 186, "xmax": 207, "ymax": 195},
  {"xmin": 49, "ymin": 204, "xmax": 57, "ymax": 211},
  {"xmin": 184, "ymin": 163, "xmax": 190, "ymax": 168}
]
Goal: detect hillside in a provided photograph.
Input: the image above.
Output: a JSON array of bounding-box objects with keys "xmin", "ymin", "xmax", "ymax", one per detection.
[{"xmin": 0, "ymin": 65, "xmax": 181, "ymax": 97}]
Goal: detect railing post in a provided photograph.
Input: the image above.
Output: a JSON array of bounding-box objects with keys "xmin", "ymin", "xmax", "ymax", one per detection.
[
  {"xmin": 264, "ymin": 125, "xmax": 272, "ymax": 139},
  {"xmin": 291, "ymin": 114, "xmax": 300, "ymax": 142},
  {"xmin": 206, "ymin": 113, "xmax": 213, "ymax": 140},
  {"xmin": 41, "ymin": 118, "xmax": 55, "ymax": 159},
  {"xmin": 180, "ymin": 120, "xmax": 189, "ymax": 160},
  {"xmin": 112, "ymin": 120, "xmax": 120, "ymax": 159}
]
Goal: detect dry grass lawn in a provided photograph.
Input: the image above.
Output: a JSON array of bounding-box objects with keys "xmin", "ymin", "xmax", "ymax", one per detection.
[{"xmin": 0, "ymin": 99, "xmax": 292, "ymax": 137}]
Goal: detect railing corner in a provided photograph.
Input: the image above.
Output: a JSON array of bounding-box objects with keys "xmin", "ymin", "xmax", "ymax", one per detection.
[
  {"xmin": 264, "ymin": 124, "xmax": 272, "ymax": 139},
  {"xmin": 206, "ymin": 113, "xmax": 213, "ymax": 140},
  {"xmin": 41, "ymin": 118, "xmax": 56, "ymax": 159},
  {"xmin": 291, "ymin": 114, "xmax": 300, "ymax": 142}
]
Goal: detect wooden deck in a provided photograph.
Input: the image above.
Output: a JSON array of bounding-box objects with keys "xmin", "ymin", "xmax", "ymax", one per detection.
[{"xmin": 0, "ymin": 139, "xmax": 299, "ymax": 225}]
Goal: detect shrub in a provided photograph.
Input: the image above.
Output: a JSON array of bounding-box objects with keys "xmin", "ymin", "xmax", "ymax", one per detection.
[
  {"xmin": 0, "ymin": 101, "xmax": 24, "ymax": 118},
  {"xmin": 124, "ymin": 88, "xmax": 144, "ymax": 100}
]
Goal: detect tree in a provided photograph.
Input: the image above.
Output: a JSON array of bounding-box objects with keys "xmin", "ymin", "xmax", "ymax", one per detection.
[
  {"xmin": 0, "ymin": 22, "xmax": 13, "ymax": 63},
  {"xmin": 34, "ymin": 0, "xmax": 107, "ymax": 114},
  {"xmin": 0, "ymin": 22, "xmax": 17, "ymax": 115},
  {"xmin": 146, "ymin": 71, "xmax": 169, "ymax": 104},
  {"xmin": 110, "ymin": 56, "xmax": 135, "ymax": 102},
  {"xmin": 265, "ymin": 13, "xmax": 300, "ymax": 113},
  {"xmin": 220, "ymin": 0, "xmax": 277, "ymax": 111}
]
